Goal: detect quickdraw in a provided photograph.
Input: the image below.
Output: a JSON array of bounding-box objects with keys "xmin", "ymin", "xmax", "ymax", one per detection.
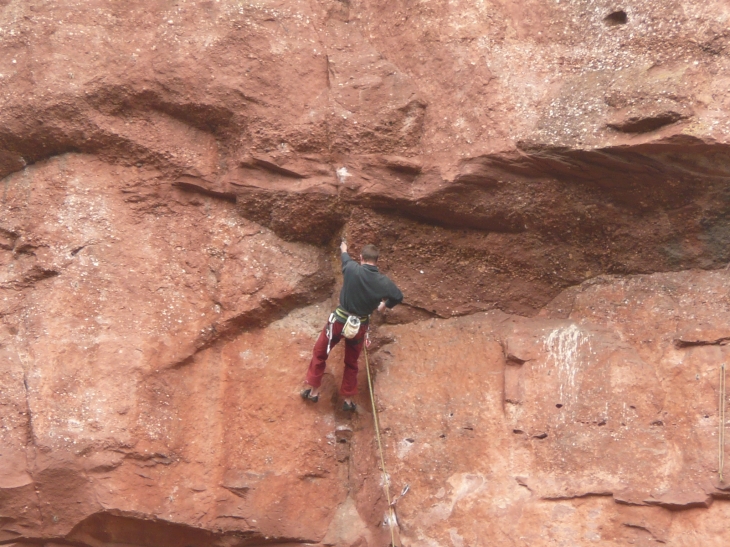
[{"xmin": 326, "ymin": 313, "xmax": 336, "ymax": 355}]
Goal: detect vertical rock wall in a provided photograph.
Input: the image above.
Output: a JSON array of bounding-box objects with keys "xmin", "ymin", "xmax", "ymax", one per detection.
[{"xmin": 1, "ymin": 0, "xmax": 730, "ymax": 545}]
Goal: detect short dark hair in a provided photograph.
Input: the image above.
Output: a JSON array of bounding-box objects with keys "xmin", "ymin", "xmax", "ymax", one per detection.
[{"xmin": 361, "ymin": 244, "xmax": 379, "ymax": 262}]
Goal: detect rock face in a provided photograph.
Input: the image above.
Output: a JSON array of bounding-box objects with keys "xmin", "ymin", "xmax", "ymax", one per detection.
[{"xmin": 1, "ymin": 0, "xmax": 730, "ymax": 545}]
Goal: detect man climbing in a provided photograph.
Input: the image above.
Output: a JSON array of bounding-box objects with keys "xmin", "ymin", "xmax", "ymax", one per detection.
[{"xmin": 301, "ymin": 241, "xmax": 403, "ymax": 412}]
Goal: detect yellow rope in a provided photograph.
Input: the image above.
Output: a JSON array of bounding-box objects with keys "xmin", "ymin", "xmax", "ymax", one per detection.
[
  {"xmin": 365, "ymin": 345, "xmax": 397, "ymax": 547},
  {"xmin": 720, "ymin": 363, "xmax": 726, "ymax": 482}
]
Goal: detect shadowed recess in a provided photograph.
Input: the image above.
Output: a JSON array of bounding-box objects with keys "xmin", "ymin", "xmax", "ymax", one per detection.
[
  {"xmin": 604, "ymin": 10, "xmax": 628, "ymax": 25},
  {"xmin": 66, "ymin": 512, "xmax": 313, "ymax": 547}
]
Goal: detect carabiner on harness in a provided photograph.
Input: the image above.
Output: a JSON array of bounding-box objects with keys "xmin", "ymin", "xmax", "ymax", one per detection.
[{"xmin": 326, "ymin": 313, "xmax": 336, "ymax": 355}]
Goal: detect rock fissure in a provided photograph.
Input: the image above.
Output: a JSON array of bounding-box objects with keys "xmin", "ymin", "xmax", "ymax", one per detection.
[
  {"xmin": 15, "ymin": 351, "xmax": 36, "ymax": 447},
  {"xmin": 674, "ymin": 336, "xmax": 730, "ymax": 348},
  {"xmin": 15, "ymin": 351, "xmax": 46, "ymax": 530},
  {"xmin": 621, "ymin": 523, "xmax": 665, "ymax": 544},
  {"xmin": 172, "ymin": 180, "xmax": 237, "ymax": 203},
  {"xmin": 541, "ymin": 491, "xmax": 614, "ymax": 501}
]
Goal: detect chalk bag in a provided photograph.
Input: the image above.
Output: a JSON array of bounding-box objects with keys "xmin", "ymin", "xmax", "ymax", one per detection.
[{"xmin": 343, "ymin": 315, "xmax": 361, "ymax": 339}]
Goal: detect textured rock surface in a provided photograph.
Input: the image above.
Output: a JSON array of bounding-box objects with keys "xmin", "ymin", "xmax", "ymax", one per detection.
[
  {"xmin": 377, "ymin": 269, "xmax": 730, "ymax": 546},
  {"xmin": 2, "ymin": 0, "xmax": 730, "ymax": 545}
]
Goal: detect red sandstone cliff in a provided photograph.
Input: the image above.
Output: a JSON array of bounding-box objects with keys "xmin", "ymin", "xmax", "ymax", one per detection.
[{"xmin": 2, "ymin": 1, "xmax": 730, "ymax": 545}]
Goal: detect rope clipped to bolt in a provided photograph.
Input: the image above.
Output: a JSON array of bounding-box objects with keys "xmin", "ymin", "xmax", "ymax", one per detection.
[{"xmin": 364, "ymin": 343, "xmax": 398, "ymax": 547}]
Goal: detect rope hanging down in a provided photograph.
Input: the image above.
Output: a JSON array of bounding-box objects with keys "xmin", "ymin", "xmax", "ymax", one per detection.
[
  {"xmin": 365, "ymin": 345, "xmax": 398, "ymax": 547},
  {"xmin": 720, "ymin": 363, "xmax": 726, "ymax": 482}
]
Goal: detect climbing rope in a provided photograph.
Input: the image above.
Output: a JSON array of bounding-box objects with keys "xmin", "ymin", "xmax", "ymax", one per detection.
[
  {"xmin": 364, "ymin": 344, "xmax": 397, "ymax": 547},
  {"xmin": 720, "ymin": 363, "xmax": 726, "ymax": 482}
]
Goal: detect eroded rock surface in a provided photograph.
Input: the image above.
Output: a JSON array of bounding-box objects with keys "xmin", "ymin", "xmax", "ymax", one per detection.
[
  {"xmin": 2, "ymin": 0, "xmax": 730, "ymax": 545},
  {"xmin": 377, "ymin": 269, "xmax": 730, "ymax": 546}
]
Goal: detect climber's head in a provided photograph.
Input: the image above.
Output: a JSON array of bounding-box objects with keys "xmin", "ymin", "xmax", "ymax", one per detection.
[{"xmin": 360, "ymin": 244, "xmax": 379, "ymax": 265}]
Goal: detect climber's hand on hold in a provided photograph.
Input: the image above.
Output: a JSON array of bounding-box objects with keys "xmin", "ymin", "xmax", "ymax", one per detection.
[
  {"xmin": 340, "ymin": 241, "xmax": 348, "ymax": 254},
  {"xmin": 378, "ymin": 301, "xmax": 387, "ymax": 313}
]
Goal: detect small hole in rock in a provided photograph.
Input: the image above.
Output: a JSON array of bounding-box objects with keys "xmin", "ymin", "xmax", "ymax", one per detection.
[
  {"xmin": 338, "ymin": 438, "xmax": 347, "ymax": 443},
  {"xmin": 604, "ymin": 10, "xmax": 628, "ymax": 25},
  {"xmin": 556, "ymin": 403, "xmax": 563, "ymax": 408},
  {"xmin": 439, "ymin": 434, "xmax": 446, "ymax": 438},
  {"xmin": 651, "ymin": 420, "xmax": 664, "ymax": 426},
  {"xmin": 533, "ymin": 432, "xmax": 548, "ymax": 439},
  {"xmin": 405, "ymin": 438, "xmax": 415, "ymax": 443},
  {"xmin": 513, "ymin": 429, "xmax": 524, "ymax": 434},
  {"xmin": 629, "ymin": 405, "xmax": 636, "ymax": 409}
]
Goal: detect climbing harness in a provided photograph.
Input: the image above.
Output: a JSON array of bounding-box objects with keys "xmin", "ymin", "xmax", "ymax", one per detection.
[
  {"xmin": 335, "ymin": 306, "xmax": 369, "ymax": 329},
  {"xmin": 365, "ymin": 339, "xmax": 398, "ymax": 547},
  {"xmin": 327, "ymin": 307, "xmax": 368, "ymax": 354},
  {"xmin": 720, "ymin": 363, "xmax": 726, "ymax": 482}
]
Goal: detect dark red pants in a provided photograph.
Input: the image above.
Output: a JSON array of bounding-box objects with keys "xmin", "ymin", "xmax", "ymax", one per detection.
[{"xmin": 305, "ymin": 319, "xmax": 368, "ymax": 397}]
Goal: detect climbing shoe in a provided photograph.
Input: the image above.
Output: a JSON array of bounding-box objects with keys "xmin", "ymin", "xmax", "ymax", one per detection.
[
  {"xmin": 342, "ymin": 401, "xmax": 356, "ymax": 412},
  {"xmin": 301, "ymin": 388, "xmax": 319, "ymax": 403}
]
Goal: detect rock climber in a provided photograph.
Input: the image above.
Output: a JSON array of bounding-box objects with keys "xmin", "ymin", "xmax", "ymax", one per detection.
[{"xmin": 301, "ymin": 240, "xmax": 403, "ymax": 412}]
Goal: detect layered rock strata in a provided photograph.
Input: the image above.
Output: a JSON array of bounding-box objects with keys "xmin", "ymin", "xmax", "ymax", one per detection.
[{"xmin": 2, "ymin": 0, "xmax": 730, "ymax": 545}]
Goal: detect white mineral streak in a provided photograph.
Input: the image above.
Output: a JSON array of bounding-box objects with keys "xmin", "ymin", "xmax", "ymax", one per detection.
[
  {"xmin": 544, "ymin": 324, "xmax": 590, "ymax": 409},
  {"xmin": 336, "ymin": 166, "xmax": 351, "ymax": 183}
]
